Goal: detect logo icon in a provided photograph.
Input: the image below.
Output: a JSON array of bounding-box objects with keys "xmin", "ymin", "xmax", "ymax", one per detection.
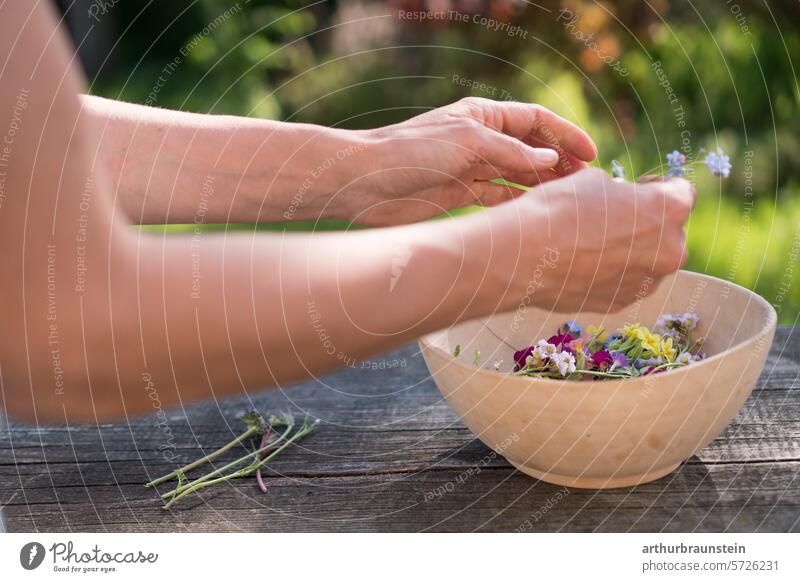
[
  {"xmin": 20, "ymin": 542, "xmax": 46, "ymax": 570},
  {"xmin": 389, "ymin": 240, "xmax": 412, "ymax": 292}
]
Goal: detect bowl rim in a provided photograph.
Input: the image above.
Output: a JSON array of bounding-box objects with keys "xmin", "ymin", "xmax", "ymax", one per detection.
[{"xmin": 418, "ymin": 271, "xmax": 778, "ymax": 388}]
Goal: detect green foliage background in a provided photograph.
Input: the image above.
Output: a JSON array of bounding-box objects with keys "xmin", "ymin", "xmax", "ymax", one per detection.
[{"xmin": 81, "ymin": 0, "xmax": 800, "ymax": 322}]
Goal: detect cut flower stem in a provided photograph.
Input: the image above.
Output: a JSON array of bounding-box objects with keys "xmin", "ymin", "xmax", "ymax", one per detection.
[
  {"xmin": 161, "ymin": 419, "xmax": 318, "ymax": 510},
  {"xmin": 145, "ymin": 411, "xmax": 318, "ymax": 510}
]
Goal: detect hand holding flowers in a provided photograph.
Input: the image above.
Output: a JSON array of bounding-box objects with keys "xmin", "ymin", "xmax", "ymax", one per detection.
[{"xmin": 474, "ymin": 167, "xmax": 696, "ymax": 315}]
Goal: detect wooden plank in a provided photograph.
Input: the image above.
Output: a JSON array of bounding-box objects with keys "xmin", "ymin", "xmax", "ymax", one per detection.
[
  {"xmin": 2, "ymin": 462, "xmax": 798, "ymax": 532},
  {"xmin": 1, "ymin": 326, "xmax": 798, "ymax": 532}
]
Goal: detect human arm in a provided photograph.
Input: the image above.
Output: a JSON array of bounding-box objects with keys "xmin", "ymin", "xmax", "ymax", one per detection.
[
  {"xmin": 0, "ymin": 2, "xmax": 692, "ymax": 425},
  {"xmin": 82, "ymin": 94, "xmax": 596, "ymax": 226}
]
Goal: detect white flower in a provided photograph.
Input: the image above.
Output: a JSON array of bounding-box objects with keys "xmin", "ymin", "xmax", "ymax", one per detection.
[
  {"xmin": 681, "ymin": 312, "xmax": 699, "ymax": 330},
  {"xmin": 676, "ymin": 351, "xmax": 703, "ymax": 365},
  {"xmin": 552, "ymin": 351, "xmax": 576, "ymax": 377},
  {"xmin": 533, "ymin": 340, "xmax": 557, "ymax": 361}
]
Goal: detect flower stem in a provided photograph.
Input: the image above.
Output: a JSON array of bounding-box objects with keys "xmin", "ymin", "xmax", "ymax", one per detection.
[
  {"xmin": 255, "ymin": 427, "xmax": 272, "ymax": 494},
  {"xmin": 144, "ymin": 425, "xmax": 261, "ymax": 489},
  {"xmin": 160, "ymin": 422, "xmax": 294, "ymax": 501},
  {"xmin": 161, "ymin": 420, "xmax": 317, "ymax": 510}
]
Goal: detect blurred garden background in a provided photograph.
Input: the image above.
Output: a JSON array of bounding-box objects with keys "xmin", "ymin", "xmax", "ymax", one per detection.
[{"xmin": 60, "ymin": 0, "xmax": 800, "ymax": 321}]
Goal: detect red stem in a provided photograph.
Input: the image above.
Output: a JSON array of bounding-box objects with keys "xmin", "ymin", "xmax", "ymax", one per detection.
[{"xmin": 255, "ymin": 426, "xmax": 272, "ymax": 493}]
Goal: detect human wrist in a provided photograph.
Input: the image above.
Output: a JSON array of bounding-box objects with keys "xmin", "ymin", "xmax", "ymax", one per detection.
[
  {"xmin": 408, "ymin": 210, "xmax": 521, "ymax": 324},
  {"xmin": 457, "ymin": 200, "xmax": 553, "ymax": 319},
  {"xmin": 309, "ymin": 126, "xmax": 384, "ymax": 222}
]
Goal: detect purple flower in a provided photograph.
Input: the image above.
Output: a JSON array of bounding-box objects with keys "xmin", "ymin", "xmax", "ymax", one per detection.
[
  {"xmin": 513, "ymin": 346, "xmax": 534, "ymax": 371},
  {"xmin": 610, "ymin": 352, "xmax": 629, "ymax": 368},
  {"xmin": 547, "ymin": 333, "xmax": 574, "ymax": 348},
  {"xmin": 704, "ymin": 147, "xmax": 732, "ymax": 178},
  {"xmin": 562, "ymin": 320, "xmax": 583, "ymax": 336},
  {"xmin": 666, "ymin": 150, "xmax": 687, "ymax": 177},
  {"xmin": 591, "ymin": 350, "xmax": 613, "ymax": 369},
  {"xmin": 656, "ymin": 312, "xmax": 699, "ymax": 336}
]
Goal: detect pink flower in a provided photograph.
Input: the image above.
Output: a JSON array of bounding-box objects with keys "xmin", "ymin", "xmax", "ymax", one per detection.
[
  {"xmin": 513, "ymin": 346, "xmax": 534, "ymax": 371},
  {"xmin": 547, "ymin": 333, "xmax": 574, "ymax": 348},
  {"xmin": 591, "ymin": 350, "xmax": 613, "ymax": 369}
]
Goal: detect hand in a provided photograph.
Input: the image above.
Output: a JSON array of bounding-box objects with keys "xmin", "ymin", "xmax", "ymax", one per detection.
[
  {"xmin": 479, "ymin": 168, "xmax": 696, "ymax": 314},
  {"xmin": 340, "ymin": 97, "xmax": 597, "ymax": 226}
]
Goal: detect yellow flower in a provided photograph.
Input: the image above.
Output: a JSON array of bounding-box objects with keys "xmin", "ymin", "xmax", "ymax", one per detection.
[
  {"xmin": 657, "ymin": 337, "xmax": 676, "ymax": 362},
  {"xmin": 640, "ymin": 331, "xmax": 662, "ymax": 354},
  {"xmin": 586, "ymin": 325, "xmax": 608, "ymax": 343},
  {"xmin": 621, "ymin": 324, "xmax": 645, "ymax": 339}
]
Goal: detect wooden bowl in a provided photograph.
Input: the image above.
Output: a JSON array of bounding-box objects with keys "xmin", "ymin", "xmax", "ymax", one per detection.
[{"xmin": 419, "ymin": 271, "xmax": 777, "ymax": 489}]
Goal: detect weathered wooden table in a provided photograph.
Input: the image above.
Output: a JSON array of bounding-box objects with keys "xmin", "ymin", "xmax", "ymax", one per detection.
[{"xmin": 1, "ymin": 326, "xmax": 798, "ymax": 532}]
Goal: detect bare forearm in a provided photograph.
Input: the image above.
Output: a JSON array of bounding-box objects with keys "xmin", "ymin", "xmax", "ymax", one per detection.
[
  {"xmin": 82, "ymin": 95, "xmax": 375, "ymax": 224},
  {"xmin": 109, "ymin": 218, "xmax": 503, "ymax": 417}
]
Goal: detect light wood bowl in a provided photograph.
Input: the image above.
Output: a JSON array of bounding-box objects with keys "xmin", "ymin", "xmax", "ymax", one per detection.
[{"xmin": 419, "ymin": 271, "xmax": 777, "ymax": 489}]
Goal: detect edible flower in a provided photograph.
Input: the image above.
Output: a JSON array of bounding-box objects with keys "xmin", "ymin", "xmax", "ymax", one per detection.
[
  {"xmin": 547, "ymin": 332, "xmax": 574, "ymax": 348},
  {"xmin": 591, "ymin": 350, "xmax": 613, "ymax": 369},
  {"xmin": 704, "ymin": 147, "xmax": 732, "ymax": 178},
  {"xmin": 552, "ymin": 351, "xmax": 577, "ymax": 377},
  {"xmin": 510, "ymin": 313, "xmax": 705, "ymax": 381},
  {"xmin": 586, "ymin": 325, "xmax": 607, "ymax": 343},
  {"xmin": 666, "ymin": 150, "xmax": 687, "ymax": 177}
]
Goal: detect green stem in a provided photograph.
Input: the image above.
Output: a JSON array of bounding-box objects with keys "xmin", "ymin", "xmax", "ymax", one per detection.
[
  {"xmin": 647, "ymin": 361, "xmax": 686, "ymax": 374},
  {"xmin": 162, "ymin": 420, "xmax": 317, "ymax": 510},
  {"xmin": 144, "ymin": 425, "xmax": 260, "ymax": 488},
  {"xmin": 571, "ymin": 369, "xmax": 634, "ymax": 379},
  {"xmin": 160, "ymin": 422, "xmax": 294, "ymax": 501}
]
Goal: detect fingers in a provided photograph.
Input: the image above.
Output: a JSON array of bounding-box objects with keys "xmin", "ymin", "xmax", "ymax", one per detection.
[
  {"xmin": 475, "ymin": 128, "xmax": 563, "ymax": 174},
  {"xmin": 459, "ymin": 97, "xmax": 598, "ymax": 163},
  {"xmin": 539, "ymin": 168, "xmax": 694, "ymax": 313},
  {"xmin": 636, "ymin": 177, "xmax": 696, "ymax": 218},
  {"xmin": 489, "ymin": 168, "xmax": 562, "ymax": 187},
  {"xmin": 522, "ymin": 136, "xmax": 590, "ymax": 176}
]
